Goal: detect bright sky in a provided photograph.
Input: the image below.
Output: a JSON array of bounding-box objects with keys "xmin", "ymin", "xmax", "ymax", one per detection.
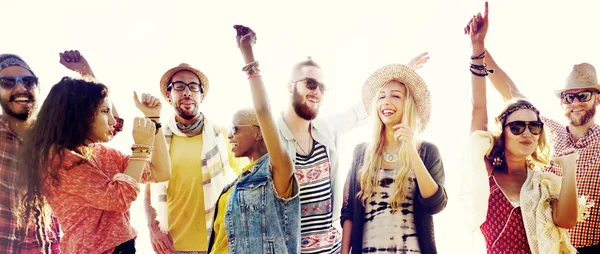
[{"xmin": 2, "ymin": 0, "xmax": 599, "ymax": 253}]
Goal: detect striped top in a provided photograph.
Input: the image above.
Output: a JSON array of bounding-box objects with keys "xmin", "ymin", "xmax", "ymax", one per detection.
[{"xmin": 295, "ymin": 141, "xmax": 341, "ymax": 254}]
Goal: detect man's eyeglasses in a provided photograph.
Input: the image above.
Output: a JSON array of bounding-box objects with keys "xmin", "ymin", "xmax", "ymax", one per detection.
[
  {"xmin": 293, "ymin": 77, "xmax": 326, "ymax": 93},
  {"xmin": 230, "ymin": 124, "xmax": 259, "ymax": 135},
  {"xmin": 561, "ymin": 91, "xmax": 597, "ymax": 104},
  {"xmin": 0, "ymin": 76, "xmax": 39, "ymax": 90},
  {"xmin": 504, "ymin": 120, "xmax": 544, "ymax": 135},
  {"xmin": 168, "ymin": 81, "xmax": 204, "ymax": 93}
]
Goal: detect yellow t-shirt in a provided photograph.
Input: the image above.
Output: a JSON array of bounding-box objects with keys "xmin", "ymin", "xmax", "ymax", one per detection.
[
  {"xmin": 167, "ymin": 127, "xmax": 248, "ymax": 251},
  {"xmin": 211, "ymin": 159, "xmax": 294, "ymax": 254}
]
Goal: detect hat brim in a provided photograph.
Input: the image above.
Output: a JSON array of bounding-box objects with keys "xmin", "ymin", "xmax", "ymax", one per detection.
[
  {"xmin": 160, "ymin": 65, "xmax": 209, "ymax": 101},
  {"xmin": 362, "ymin": 64, "xmax": 431, "ymax": 133},
  {"xmin": 554, "ymin": 84, "xmax": 600, "ymax": 97}
]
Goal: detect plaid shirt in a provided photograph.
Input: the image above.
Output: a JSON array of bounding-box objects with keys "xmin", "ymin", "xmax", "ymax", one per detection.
[
  {"xmin": 543, "ymin": 117, "xmax": 600, "ymax": 248},
  {"xmin": 0, "ymin": 116, "xmax": 61, "ymax": 253}
]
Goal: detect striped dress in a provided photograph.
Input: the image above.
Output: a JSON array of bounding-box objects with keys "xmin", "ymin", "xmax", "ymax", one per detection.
[{"xmin": 295, "ymin": 141, "xmax": 342, "ymax": 253}]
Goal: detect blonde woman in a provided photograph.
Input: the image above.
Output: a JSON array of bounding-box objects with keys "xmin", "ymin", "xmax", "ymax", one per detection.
[{"xmin": 340, "ymin": 64, "xmax": 447, "ymax": 254}]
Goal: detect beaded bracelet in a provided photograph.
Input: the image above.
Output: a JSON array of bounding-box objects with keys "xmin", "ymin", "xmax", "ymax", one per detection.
[
  {"xmin": 242, "ymin": 61, "xmax": 260, "ymax": 75},
  {"xmin": 132, "ymin": 149, "xmax": 152, "ymax": 155},
  {"xmin": 132, "ymin": 144, "xmax": 153, "ymax": 150}
]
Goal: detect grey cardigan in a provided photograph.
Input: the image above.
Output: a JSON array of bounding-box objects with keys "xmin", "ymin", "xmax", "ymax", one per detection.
[{"xmin": 340, "ymin": 142, "xmax": 447, "ymax": 254}]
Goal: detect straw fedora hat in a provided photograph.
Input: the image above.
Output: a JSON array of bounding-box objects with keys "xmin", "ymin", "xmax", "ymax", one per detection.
[
  {"xmin": 362, "ymin": 64, "xmax": 431, "ymax": 133},
  {"xmin": 159, "ymin": 63, "xmax": 209, "ymax": 101},
  {"xmin": 554, "ymin": 63, "xmax": 600, "ymax": 97}
]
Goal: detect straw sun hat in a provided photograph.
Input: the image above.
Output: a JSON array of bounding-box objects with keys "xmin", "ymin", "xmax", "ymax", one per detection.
[
  {"xmin": 159, "ymin": 63, "xmax": 209, "ymax": 101},
  {"xmin": 362, "ymin": 64, "xmax": 431, "ymax": 133},
  {"xmin": 554, "ymin": 63, "xmax": 600, "ymax": 97}
]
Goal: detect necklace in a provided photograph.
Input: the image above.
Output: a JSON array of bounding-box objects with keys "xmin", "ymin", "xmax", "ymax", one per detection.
[
  {"xmin": 382, "ymin": 152, "xmax": 399, "ymax": 162},
  {"xmin": 296, "ymin": 138, "xmax": 312, "ymax": 155}
]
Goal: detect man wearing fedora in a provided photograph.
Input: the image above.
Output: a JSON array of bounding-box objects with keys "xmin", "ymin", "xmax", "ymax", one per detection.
[
  {"xmin": 278, "ymin": 53, "xmax": 429, "ymax": 253},
  {"xmin": 466, "ymin": 3, "xmax": 599, "ymax": 252},
  {"xmin": 143, "ymin": 63, "xmax": 247, "ymax": 254}
]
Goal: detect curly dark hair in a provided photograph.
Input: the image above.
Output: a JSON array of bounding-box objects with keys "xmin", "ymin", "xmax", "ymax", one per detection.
[{"xmin": 15, "ymin": 76, "xmax": 109, "ymax": 251}]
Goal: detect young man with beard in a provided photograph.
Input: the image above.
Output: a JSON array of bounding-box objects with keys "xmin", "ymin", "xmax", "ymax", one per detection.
[
  {"xmin": 144, "ymin": 63, "xmax": 247, "ymax": 254},
  {"xmin": 278, "ymin": 54, "xmax": 429, "ymax": 253},
  {"xmin": 464, "ymin": 3, "xmax": 599, "ymax": 252},
  {"xmin": 0, "ymin": 54, "xmax": 61, "ymax": 254}
]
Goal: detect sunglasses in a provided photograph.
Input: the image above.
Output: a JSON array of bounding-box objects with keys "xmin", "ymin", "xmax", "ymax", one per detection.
[
  {"xmin": 0, "ymin": 76, "xmax": 39, "ymax": 90},
  {"xmin": 230, "ymin": 124, "xmax": 259, "ymax": 135},
  {"xmin": 293, "ymin": 77, "xmax": 326, "ymax": 93},
  {"xmin": 504, "ymin": 121, "xmax": 544, "ymax": 135},
  {"xmin": 561, "ymin": 91, "xmax": 597, "ymax": 104},
  {"xmin": 169, "ymin": 81, "xmax": 203, "ymax": 93}
]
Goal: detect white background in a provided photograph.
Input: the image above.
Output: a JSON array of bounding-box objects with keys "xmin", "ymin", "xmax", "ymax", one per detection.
[{"xmin": 2, "ymin": 0, "xmax": 598, "ymax": 253}]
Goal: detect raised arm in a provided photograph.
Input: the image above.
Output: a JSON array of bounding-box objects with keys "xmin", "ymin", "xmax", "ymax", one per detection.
[
  {"xmin": 485, "ymin": 49, "xmax": 527, "ymax": 101},
  {"xmin": 235, "ymin": 25, "xmax": 293, "ymax": 196},
  {"xmin": 133, "ymin": 92, "xmax": 171, "ymax": 182},
  {"xmin": 465, "ymin": 2, "xmax": 490, "ymax": 133}
]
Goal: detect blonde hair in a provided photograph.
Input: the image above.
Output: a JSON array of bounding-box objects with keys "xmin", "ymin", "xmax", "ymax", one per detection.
[{"xmin": 357, "ymin": 83, "xmax": 419, "ymax": 210}]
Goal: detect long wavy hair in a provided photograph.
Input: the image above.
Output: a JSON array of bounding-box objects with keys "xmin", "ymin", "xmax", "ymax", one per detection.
[
  {"xmin": 357, "ymin": 83, "xmax": 418, "ymax": 210},
  {"xmin": 486, "ymin": 99, "xmax": 551, "ymax": 171},
  {"xmin": 15, "ymin": 77, "xmax": 109, "ymax": 250}
]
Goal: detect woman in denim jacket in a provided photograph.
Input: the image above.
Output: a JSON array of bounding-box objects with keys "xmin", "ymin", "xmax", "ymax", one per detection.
[{"xmin": 207, "ymin": 25, "xmax": 299, "ymax": 254}]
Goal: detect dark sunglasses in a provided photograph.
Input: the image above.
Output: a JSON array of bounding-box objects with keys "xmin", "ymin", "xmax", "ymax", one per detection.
[
  {"xmin": 230, "ymin": 124, "xmax": 259, "ymax": 135},
  {"xmin": 561, "ymin": 91, "xmax": 597, "ymax": 104},
  {"xmin": 293, "ymin": 77, "xmax": 326, "ymax": 93},
  {"xmin": 504, "ymin": 121, "xmax": 544, "ymax": 135},
  {"xmin": 169, "ymin": 81, "xmax": 203, "ymax": 93},
  {"xmin": 0, "ymin": 76, "xmax": 39, "ymax": 90}
]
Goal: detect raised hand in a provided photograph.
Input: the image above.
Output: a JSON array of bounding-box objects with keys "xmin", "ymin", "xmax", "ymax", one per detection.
[
  {"xmin": 234, "ymin": 24, "xmax": 257, "ymax": 49},
  {"xmin": 554, "ymin": 148, "xmax": 579, "ymax": 170},
  {"xmin": 464, "ymin": 1, "xmax": 489, "ymax": 46},
  {"xmin": 392, "ymin": 124, "xmax": 415, "ymax": 144},
  {"xmin": 133, "ymin": 91, "xmax": 162, "ymax": 118},
  {"xmin": 132, "ymin": 116, "xmax": 156, "ymax": 145},
  {"xmin": 59, "ymin": 50, "xmax": 94, "ymax": 77},
  {"xmin": 407, "ymin": 52, "xmax": 430, "ymax": 70}
]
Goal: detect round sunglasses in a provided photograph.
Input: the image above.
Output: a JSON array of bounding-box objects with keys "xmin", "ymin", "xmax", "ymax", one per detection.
[{"xmin": 504, "ymin": 120, "xmax": 544, "ymax": 135}]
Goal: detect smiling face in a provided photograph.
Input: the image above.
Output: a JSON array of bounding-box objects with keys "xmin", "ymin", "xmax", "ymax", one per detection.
[
  {"xmin": 289, "ymin": 66, "xmax": 325, "ymax": 121},
  {"xmin": 375, "ymin": 81, "xmax": 407, "ymax": 126},
  {"xmin": 228, "ymin": 109, "xmax": 261, "ymax": 158},
  {"xmin": 503, "ymin": 109, "xmax": 541, "ymax": 159},
  {"xmin": 0, "ymin": 66, "xmax": 39, "ymax": 121},
  {"xmin": 561, "ymin": 88, "xmax": 599, "ymax": 126}
]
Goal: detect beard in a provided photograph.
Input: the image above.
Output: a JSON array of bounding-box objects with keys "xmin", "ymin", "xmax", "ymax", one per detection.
[
  {"xmin": 566, "ymin": 105, "xmax": 596, "ymax": 126},
  {"xmin": 0, "ymin": 92, "xmax": 36, "ymax": 121},
  {"xmin": 175, "ymin": 98, "xmax": 199, "ymax": 120},
  {"xmin": 292, "ymin": 86, "xmax": 318, "ymax": 121}
]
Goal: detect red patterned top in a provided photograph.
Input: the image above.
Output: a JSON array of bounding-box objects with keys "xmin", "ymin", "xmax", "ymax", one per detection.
[
  {"xmin": 542, "ymin": 117, "xmax": 599, "ymax": 248},
  {"xmin": 480, "ymin": 176, "xmax": 531, "ymax": 254},
  {"xmin": 45, "ymin": 144, "xmax": 154, "ymax": 254}
]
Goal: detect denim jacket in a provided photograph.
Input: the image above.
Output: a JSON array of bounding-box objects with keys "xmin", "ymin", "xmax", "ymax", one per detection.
[{"xmin": 207, "ymin": 155, "xmax": 300, "ymax": 254}]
